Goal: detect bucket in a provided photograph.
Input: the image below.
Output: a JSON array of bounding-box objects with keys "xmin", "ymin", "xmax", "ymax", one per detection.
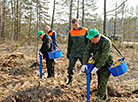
[
  {"xmin": 48, "ymin": 50, "xmax": 62, "ymax": 59},
  {"xmin": 108, "ymin": 58, "xmax": 128, "ymax": 77}
]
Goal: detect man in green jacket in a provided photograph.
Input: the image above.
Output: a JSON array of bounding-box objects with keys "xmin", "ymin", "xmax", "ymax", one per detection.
[
  {"xmin": 66, "ymin": 18, "xmax": 88, "ymax": 86},
  {"xmin": 81, "ymin": 28, "xmax": 113, "ymax": 102}
]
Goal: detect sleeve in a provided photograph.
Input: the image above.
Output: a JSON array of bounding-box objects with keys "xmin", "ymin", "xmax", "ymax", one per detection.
[
  {"xmin": 67, "ymin": 33, "xmax": 73, "ymax": 55},
  {"xmin": 52, "ymin": 32, "xmax": 57, "ymax": 51},
  {"xmin": 83, "ymin": 40, "xmax": 92, "ymax": 65},
  {"xmin": 95, "ymin": 40, "xmax": 112, "ymax": 69},
  {"xmin": 40, "ymin": 37, "xmax": 52, "ymax": 54},
  {"xmin": 84, "ymin": 30, "xmax": 89, "ymax": 45}
]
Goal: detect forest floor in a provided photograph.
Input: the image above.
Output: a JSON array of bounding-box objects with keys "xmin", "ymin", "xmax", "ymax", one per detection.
[{"xmin": 0, "ymin": 42, "xmax": 138, "ymax": 102}]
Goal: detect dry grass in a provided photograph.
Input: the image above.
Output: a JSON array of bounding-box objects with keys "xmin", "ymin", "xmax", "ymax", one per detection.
[{"xmin": 0, "ymin": 43, "xmax": 138, "ymax": 102}]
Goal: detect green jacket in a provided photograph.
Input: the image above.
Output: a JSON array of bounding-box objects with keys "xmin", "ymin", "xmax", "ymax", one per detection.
[
  {"xmin": 67, "ymin": 27, "xmax": 88, "ymax": 58},
  {"xmin": 83, "ymin": 35, "xmax": 113, "ymax": 69}
]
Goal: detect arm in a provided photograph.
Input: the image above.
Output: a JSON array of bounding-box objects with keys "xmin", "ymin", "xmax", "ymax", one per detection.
[
  {"xmin": 67, "ymin": 33, "xmax": 73, "ymax": 58},
  {"xmin": 40, "ymin": 37, "xmax": 52, "ymax": 54},
  {"xmin": 84, "ymin": 30, "xmax": 88, "ymax": 45},
  {"xmin": 52, "ymin": 32, "xmax": 57, "ymax": 51},
  {"xmin": 83, "ymin": 40, "xmax": 92, "ymax": 65}
]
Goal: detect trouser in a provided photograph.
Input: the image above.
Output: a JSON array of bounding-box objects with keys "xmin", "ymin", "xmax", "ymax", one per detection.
[
  {"xmin": 46, "ymin": 57, "xmax": 55, "ymax": 77},
  {"xmin": 96, "ymin": 66, "xmax": 110, "ymax": 100},
  {"xmin": 67, "ymin": 55, "xmax": 83, "ymax": 79}
]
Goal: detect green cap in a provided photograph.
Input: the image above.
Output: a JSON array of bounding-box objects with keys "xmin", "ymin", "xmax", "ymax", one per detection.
[
  {"xmin": 86, "ymin": 28, "xmax": 99, "ymax": 39},
  {"xmin": 36, "ymin": 30, "xmax": 43, "ymax": 38}
]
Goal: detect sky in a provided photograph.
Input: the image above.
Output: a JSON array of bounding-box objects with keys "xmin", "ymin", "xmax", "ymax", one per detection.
[
  {"xmin": 48, "ymin": 0, "xmax": 138, "ymax": 21},
  {"xmin": 96, "ymin": 0, "xmax": 138, "ymax": 16}
]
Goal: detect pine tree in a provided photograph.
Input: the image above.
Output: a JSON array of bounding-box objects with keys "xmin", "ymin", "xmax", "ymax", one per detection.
[{"xmin": 1, "ymin": 0, "xmax": 6, "ymax": 42}]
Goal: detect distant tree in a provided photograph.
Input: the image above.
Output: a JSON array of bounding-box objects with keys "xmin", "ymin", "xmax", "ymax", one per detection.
[
  {"xmin": 1, "ymin": 0, "xmax": 6, "ymax": 42},
  {"xmin": 10, "ymin": 0, "xmax": 14, "ymax": 40},
  {"xmin": 23, "ymin": 0, "xmax": 34, "ymax": 44},
  {"xmin": 13, "ymin": 0, "xmax": 20, "ymax": 41},
  {"xmin": 103, "ymin": 0, "xmax": 106, "ymax": 35},
  {"xmin": 18, "ymin": 0, "xmax": 22, "ymax": 41},
  {"xmin": 69, "ymin": 0, "xmax": 73, "ymax": 31},
  {"xmin": 106, "ymin": 0, "xmax": 128, "ymax": 37},
  {"xmin": 0, "ymin": 1, "xmax": 1, "ymax": 37},
  {"xmin": 136, "ymin": 5, "xmax": 138, "ymax": 40},
  {"xmin": 83, "ymin": 0, "xmax": 98, "ymax": 26},
  {"xmin": 51, "ymin": 0, "xmax": 56, "ymax": 29},
  {"xmin": 82, "ymin": 0, "xmax": 84, "ymax": 26},
  {"xmin": 85, "ymin": 14, "xmax": 103, "ymax": 31},
  {"xmin": 76, "ymin": 0, "xmax": 79, "ymax": 19},
  {"xmin": 136, "ymin": 5, "xmax": 138, "ymax": 18},
  {"xmin": 113, "ymin": 2, "xmax": 117, "ymax": 40},
  {"xmin": 32, "ymin": 0, "xmax": 50, "ymax": 30}
]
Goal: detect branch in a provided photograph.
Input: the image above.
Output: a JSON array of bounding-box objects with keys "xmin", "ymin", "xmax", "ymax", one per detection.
[{"xmin": 106, "ymin": 0, "xmax": 128, "ymax": 13}]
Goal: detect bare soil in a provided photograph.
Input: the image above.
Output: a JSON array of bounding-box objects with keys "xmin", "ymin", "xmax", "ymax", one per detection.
[{"xmin": 0, "ymin": 43, "xmax": 138, "ymax": 102}]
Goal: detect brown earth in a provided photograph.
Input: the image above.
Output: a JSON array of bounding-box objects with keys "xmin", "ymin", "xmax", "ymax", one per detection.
[{"xmin": 0, "ymin": 43, "xmax": 138, "ymax": 102}]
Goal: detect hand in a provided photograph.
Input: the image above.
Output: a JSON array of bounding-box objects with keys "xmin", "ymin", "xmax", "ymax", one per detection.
[
  {"xmin": 81, "ymin": 65, "xmax": 88, "ymax": 72},
  {"xmin": 91, "ymin": 67, "xmax": 98, "ymax": 75},
  {"xmin": 38, "ymin": 51, "xmax": 43, "ymax": 55},
  {"xmin": 67, "ymin": 53, "xmax": 70, "ymax": 59}
]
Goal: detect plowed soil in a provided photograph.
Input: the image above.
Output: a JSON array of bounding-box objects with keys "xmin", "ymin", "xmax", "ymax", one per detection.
[{"xmin": 0, "ymin": 43, "xmax": 138, "ymax": 102}]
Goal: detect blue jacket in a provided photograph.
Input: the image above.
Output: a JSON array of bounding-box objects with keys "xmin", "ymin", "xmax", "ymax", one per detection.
[{"xmin": 48, "ymin": 29, "xmax": 57, "ymax": 51}]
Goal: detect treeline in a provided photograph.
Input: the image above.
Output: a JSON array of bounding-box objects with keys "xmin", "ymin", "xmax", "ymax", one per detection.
[{"xmin": 0, "ymin": 0, "xmax": 138, "ymax": 44}]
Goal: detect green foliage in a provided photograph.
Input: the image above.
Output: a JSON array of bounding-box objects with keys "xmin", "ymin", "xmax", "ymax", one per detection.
[{"xmin": 0, "ymin": 0, "xmax": 138, "ymax": 44}]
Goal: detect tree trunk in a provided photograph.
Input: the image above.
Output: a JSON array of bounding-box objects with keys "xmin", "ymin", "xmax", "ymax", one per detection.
[
  {"xmin": 18, "ymin": 0, "xmax": 21, "ymax": 41},
  {"xmin": 69, "ymin": 0, "xmax": 73, "ymax": 31},
  {"xmin": 113, "ymin": 3, "xmax": 117, "ymax": 41},
  {"xmin": 36, "ymin": 0, "xmax": 40, "ymax": 65},
  {"xmin": 82, "ymin": 0, "xmax": 84, "ymax": 26},
  {"xmin": 103, "ymin": 0, "xmax": 106, "ymax": 35},
  {"xmin": 16, "ymin": 0, "xmax": 19, "ymax": 40},
  {"xmin": 1, "ymin": 0, "xmax": 6, "ymax": 42},
  {"xmin": 39, "ymin": 2, "xmax": 41, "ymax": 29},
  {"xmin": 113, "ymin": 2, "xmax": 118, "ymax": 41},
  {"xmin": 37, "ymin": 0, "xmax": 39, "ymax": 30},
  {"xmin": 13, "ymin": 0, "xmax": 17, "ymax": 41},
  {"xmin": 28, "ymin": 9, "xmax": 32, "ymax": 45},
  {"xmin": 51, "ymin": 0, "xmax": 56, "ymax": 29},
  {"xmin": 76, "ymin": 0, "xmax": 79, "ymax": 19},
  {"xmin": 0, "ymin": 2, "xmax": 2, "ymax": 38},
  {"xmin": 121, "ymin": 4, "xmax": 125, "ymax": 42},
  {"xmin": 11, "ymin": 0, "xmax": 14, "ymax": 41}
]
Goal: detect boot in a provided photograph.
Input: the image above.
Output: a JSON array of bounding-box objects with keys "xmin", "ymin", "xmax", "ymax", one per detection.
[
  {"xmin": 47, "ymin": 66, "xmax": 54, "ymax": 78},
  {"xmin": 66, "ymin": 77, "xmax": 72, "ymax": 87},
  {"xmin": 47, "ymin": 74, "xmax": 54, "ymax": 78},
  {"xmin": 47, "ymin": 75, "xmax": 52, "ymax": 78},
  {"xmin": 91, "ymin": 96, "xmax": 106, "ymax": 102}
]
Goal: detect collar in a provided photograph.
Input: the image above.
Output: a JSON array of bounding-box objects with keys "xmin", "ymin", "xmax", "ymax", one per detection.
[
  {"xmin": 91, "ymin": 35, "xmax": 102, "ymax": 45},
  {"xmin": 48, "ymin": 29, "xmax": 52, "ymax": 33},
  {"xmin": 73, "ymin": 27, "xmax": 82, "ymax": 30},
  {"xmin": 42, "ymin": 34, "xmax": 46, "ymax": 41}
]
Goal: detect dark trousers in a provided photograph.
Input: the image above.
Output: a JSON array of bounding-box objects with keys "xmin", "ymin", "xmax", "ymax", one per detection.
[
  {"xmin": 46, "ymin": 56, "xmax": 55, "ymax": 77},
  {"xmin": 96, "ymin": 66, "xmax": 110, "ymax": 99},
  {"xmin": 67, "ymin": 55, "xmax": 83, "ymax": 79}
]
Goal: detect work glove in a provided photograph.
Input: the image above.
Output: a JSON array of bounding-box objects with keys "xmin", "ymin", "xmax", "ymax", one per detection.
[
  {"xmin": 91, "ymin": 67, "xmax": 98, "ymax": 75},
  {"xmin": 38, "ymin": 51, "xmax": 43, "ymax": 55},
  {"xmin": 67, "ymin": 53, "xmax": 70, "ymax": 59},
  {"xmin": 81, "ymin": 65, "xmax": 88, "ymax": 72}
]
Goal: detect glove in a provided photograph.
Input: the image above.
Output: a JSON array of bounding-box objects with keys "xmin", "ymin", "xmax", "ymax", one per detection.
[
  {"xmin": 67, "ymin": 53, "xmax": 70, "ymax": 59},
  {"xmin": 91, "ymin": 67, "xmax": 98, "ymax": 75},
  {"xmin": 81, "ymin": 65, "xmax": 88, "ymax": 72},
  {"xmin": 38, "ymin": 51, "xmax": 43, "ymax": 55}
]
